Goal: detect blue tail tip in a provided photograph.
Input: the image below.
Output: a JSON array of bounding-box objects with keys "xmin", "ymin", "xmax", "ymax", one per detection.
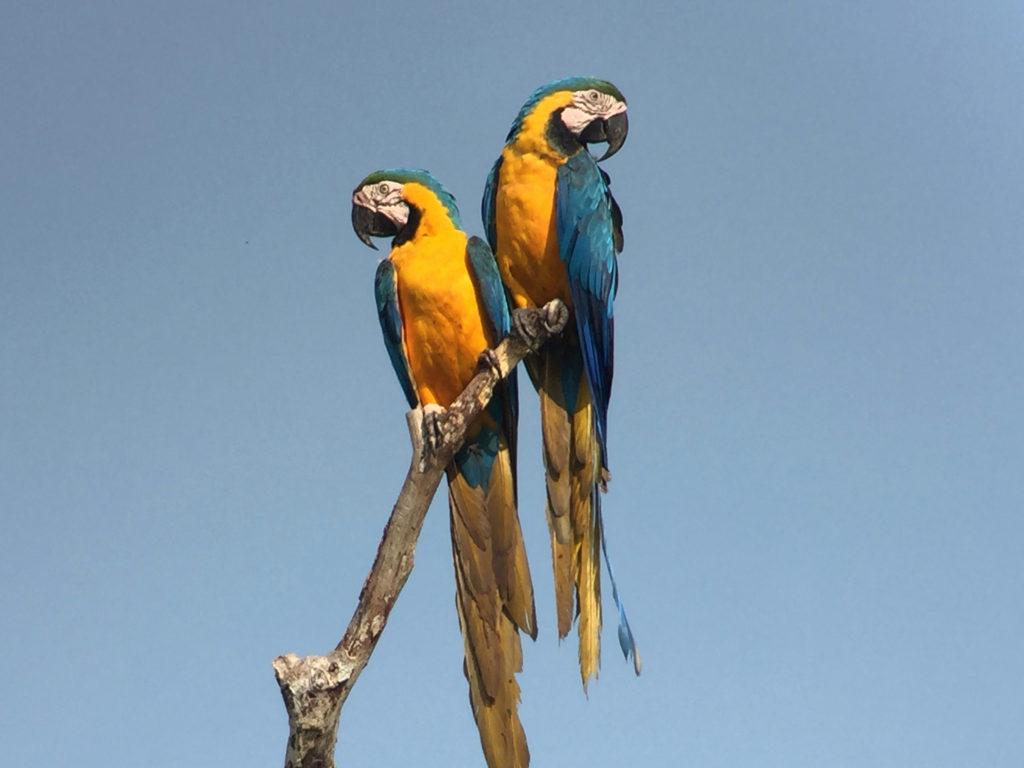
[{"xmin": 617, "ymin": 615, "xmax": 642, "ymax": 675}]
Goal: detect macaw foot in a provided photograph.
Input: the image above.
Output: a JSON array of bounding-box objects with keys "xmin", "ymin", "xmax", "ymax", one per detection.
[
  {"xmin": 475, "ymin": 347, "xmax": 503, "ymax": 378},
  {"xmin": 542, "ymin": 298, "xmax": 570, "ymax": 334},
  {"xmin": 418, "ymin": 403, "xmax": 447, "ymax": 472},
  {"xmin": 511, "ymin": 300, "xmax": 570, "ymax": 352},
  {"xmin": 510, "ymin": 308, "xmax": 539, "ymax": 350}
]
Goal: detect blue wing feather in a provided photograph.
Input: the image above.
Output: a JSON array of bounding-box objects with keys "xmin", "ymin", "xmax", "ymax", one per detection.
[
  {"xmin": 481, "ymin": 157, "xmax": 502, "ymax": 252},
  {"xmin": 466, "ymin": 236, "xmax": 511, "ymax": 338},
  {"xmin": 465, "ymin": 235, "xmax": 519, "ymax": 496},
  {"xmin": 466, "ymin": 236, "xmax": 519, "ymax": 425},
  {"xmin": 556, "ymin": 152, "xmax": 619, "ymax": 464},
  {"xmin": 374, "ymin": 259, "xmax": 417, "ymax": 409},
  {"xmin": 554, "ymin": 160, "xmax": 639, "ymax": 670}
]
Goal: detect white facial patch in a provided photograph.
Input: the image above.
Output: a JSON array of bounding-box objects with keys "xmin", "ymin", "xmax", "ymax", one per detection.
[
  {"xmin": 353, "ymin": 181, "xmax": 410, "ymax": 227},
  {"xmin": 560, "ymin": 89, "xmax": 627, "ymax": 135}
]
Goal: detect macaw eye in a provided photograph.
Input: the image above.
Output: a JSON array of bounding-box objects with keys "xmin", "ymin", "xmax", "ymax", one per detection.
[
  {"xmin": 378, "ymin": 182, "xmax": 389, "ymax": 195},
  {"xmin": 588, "ymin": 90, "xmax": 600, "ymax": 102}
]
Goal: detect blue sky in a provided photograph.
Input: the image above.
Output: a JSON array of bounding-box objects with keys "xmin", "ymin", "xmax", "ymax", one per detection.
[{"xmin": 2, "ymin": 1, "xmax": 1023, "ymax": 765}]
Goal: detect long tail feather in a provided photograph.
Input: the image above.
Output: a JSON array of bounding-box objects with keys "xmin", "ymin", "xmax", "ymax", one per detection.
[
  {"xmin": 598, "ymin": 509, "xmax": 641, "ymax": 675},
  {"xmin": 529, "ymin": 343, "xmax": 607, "ymax": 690},
  {"xmin": 449, "ymin": 434, "xmax": 535, "ymax": 768},
  {"xmin": 533, "ymin": 357, "xmax": 575, "ymax": 641},
  {"xmin": 571, "ymin": 391, "xmax": 602, "ymax": 690}
]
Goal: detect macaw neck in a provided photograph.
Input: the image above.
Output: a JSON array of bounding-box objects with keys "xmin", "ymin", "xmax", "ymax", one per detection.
[
  {"xmin": 397, "ymin": 183, "xmax": 464, "ymax": 242},
  {"xmin": 509, "ymin": 91, "xmax": 579, "ymax": 161},
  {"xmin": 390, "ymin": 217, "xmax": 466, "ymax": 265},
  {"xmin": 399, "ymin": 208, "xmax": 462, "ymax": 243}
]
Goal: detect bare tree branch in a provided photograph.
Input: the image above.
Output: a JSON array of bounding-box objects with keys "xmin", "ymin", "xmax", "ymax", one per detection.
[{"xmin": 272, "ymin": 299, "xmax": 569, "ymax": 768}]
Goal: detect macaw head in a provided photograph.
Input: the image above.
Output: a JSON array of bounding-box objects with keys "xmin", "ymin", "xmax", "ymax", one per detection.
[
  {"xmin": 509, "ymin": 77, "xmax": 628, "ymax": 160},
  {"xmin": 351, "ymin": 169, "xmax": 462, "ymax": 249}
]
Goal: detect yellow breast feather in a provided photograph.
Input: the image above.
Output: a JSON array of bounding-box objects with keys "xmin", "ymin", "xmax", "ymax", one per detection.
[
  {"xmin": 491, "ymin": 91, "xmax": 580, "ymax": 311},
  {"xmin": 390, "ymin": 208, "xmax": 491, "ymax": 408}
]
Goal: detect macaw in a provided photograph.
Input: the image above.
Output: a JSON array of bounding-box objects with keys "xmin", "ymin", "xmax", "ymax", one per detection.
[
  {"xmin": 352, "ymin": 169, "xmax": 536, "ymax": 768},
  {"xmin": 482, "ymin": 77, "xmax": 639, "ymax": 689}
]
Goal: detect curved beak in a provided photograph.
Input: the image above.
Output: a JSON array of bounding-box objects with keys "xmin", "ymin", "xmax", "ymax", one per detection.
[
  {"xmin": 351, "ymin": 203, "xmax": 398, "ymax": 250},
  {"xmin": 598, "ymin": 111, "xmax": 628, "ymax": 161},
  {"xmin": 581, "ymin": 111, "xmax": 628, "ymax": 161}
]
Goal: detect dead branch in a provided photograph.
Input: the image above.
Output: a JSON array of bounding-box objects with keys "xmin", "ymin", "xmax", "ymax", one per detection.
[{"xmin": 272, "ymin": 299, "xmax": 569, "ymax": 768}]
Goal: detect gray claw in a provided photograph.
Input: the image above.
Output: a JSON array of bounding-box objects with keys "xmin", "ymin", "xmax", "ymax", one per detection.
[
  {"xmin": 511, "ymin": 300, "xmax": 570, "ymax": 353},
  {"xmin": 418, "ymin": 403, "xmax": 447, "ymax": 471},
  {"xmin": 543, "ymin": 300, "xmax": 569, "ymax": 333},
  {"xmin": 476, "ymin": 348, "xmax": 503, "ymax": 378},
  {"xmin": 511, "ymin": 308, "xmax": 545, "ymax": 352}
]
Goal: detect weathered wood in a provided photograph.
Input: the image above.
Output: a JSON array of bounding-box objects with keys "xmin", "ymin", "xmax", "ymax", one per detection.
[{"xmin": 273, "ymin": 299, "xmax": 569, "ymax": 768}]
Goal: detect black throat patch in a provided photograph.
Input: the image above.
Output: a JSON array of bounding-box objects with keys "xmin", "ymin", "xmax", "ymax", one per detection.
[
  {"xmin": 546, "ymin": 108, "xmax": 584, "ymax": 157},
  {"xmin": 392, "ymin": 205, "xmax": 422, "ymax": 247}
]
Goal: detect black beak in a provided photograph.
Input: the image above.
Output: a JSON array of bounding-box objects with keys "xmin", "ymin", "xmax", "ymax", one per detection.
[
  {"xmin": 580, "ymin": 111, "xmax": 628, "ymax": 161},
  {"xmin": 600, "ymin": 111, "xmax": 628, "ymax": 160},
  {"xmin": 351, "ymin": 203, "xmax": 398, "ymax": 250}
]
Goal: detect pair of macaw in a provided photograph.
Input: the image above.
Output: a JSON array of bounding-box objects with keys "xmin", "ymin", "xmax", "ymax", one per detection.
[{"xmin": 351, "ymin": 77, "xmax": 638, "ymax": 768}]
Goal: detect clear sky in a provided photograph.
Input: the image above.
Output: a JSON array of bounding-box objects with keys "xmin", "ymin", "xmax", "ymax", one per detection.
[{"xmin": 2, "ymin": 1, "xmax": 1023, "ymax": 766}]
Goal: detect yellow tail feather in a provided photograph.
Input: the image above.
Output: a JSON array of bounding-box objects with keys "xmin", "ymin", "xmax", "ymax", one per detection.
[
  {"xmin": 448, "ymin": 440, "xmax": 535, "ymax": 768},
  {"xmin": 538, "ymin": 382, "xmax": 575, "ymax": 640},
  {"xmin": 531, "ymin": 347, "xmax": 604, "ymax": 690},
  {"xmin": 571, "ymin": 395, "xmax": 602, "ymax": 690}
]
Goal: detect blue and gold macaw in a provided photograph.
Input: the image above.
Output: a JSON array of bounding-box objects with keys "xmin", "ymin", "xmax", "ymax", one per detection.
[
  {"xmin": 482, "ymin": 78, "xmax": 639, "ymax": 689},
  {"xmin": 352, "ymin": 169, "xmax": 536, "ymax": 768}
]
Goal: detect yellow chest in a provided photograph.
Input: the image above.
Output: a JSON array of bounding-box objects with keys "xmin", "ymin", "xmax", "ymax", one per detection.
[
  {"xmin": 493, "ymin": 148, "xmax": 572, "ymax": 310},
  {"xmin": 390, "ymin": 231, "xmax": 493, "ymax": 407}
]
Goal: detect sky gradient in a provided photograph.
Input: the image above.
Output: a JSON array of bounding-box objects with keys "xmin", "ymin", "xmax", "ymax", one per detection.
[{"xmin": 2, "ymin": 2, "xmax": 1023, "ymax": 765}]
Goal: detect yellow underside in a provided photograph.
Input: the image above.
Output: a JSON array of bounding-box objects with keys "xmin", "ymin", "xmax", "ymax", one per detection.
[
  {"xmin": 390, "ymin": 220, "xmax": 492, "ymax": 410},
  {"xmin": 493, "ymin": 149, "xmax": 573, "ymax": 311},
  {"xmin": 492, "ymin": 90, "xmax": 579, "ymax": 311}
]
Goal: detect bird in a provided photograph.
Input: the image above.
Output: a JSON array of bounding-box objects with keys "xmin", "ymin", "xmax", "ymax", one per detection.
[
  {"xmin": 352, "ymin": 168, "xmax": 536, "ymax": 768},
  {"xmin": 482, "ymin": 77, "xmax": 639, "ymax": 689}
]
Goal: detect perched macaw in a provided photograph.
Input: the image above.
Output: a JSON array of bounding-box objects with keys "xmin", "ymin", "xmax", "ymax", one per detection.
[
  {"xmin": 352, "ymin": 169, "xmax": 536, "ymax": 768},
  {"xmin": 482, "ymin": 77, "xmax": 639, "ymax": 689}
]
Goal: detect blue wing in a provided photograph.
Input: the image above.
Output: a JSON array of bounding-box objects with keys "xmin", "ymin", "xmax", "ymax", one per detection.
[
  {"xmin": 481, "ymin": 156, "xmax": 503, "ymax": 252},
  {"xmin": 466, "ymin": 235, "xmax": 519, "ymax": 493},
  {"xmin": 555, "ymin": 152, "xmax": 620, "ymax": 465},
  {"xmin": 467, "ymin": 235, "xmax": 510, "ymax": 338},
  {"xmin": 478, "ymin": 165, "xmax": 519, "ymax": 439},
  {"xmin": 374, "ymin": 258, "xmax": 417, "ymax": 409}
]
